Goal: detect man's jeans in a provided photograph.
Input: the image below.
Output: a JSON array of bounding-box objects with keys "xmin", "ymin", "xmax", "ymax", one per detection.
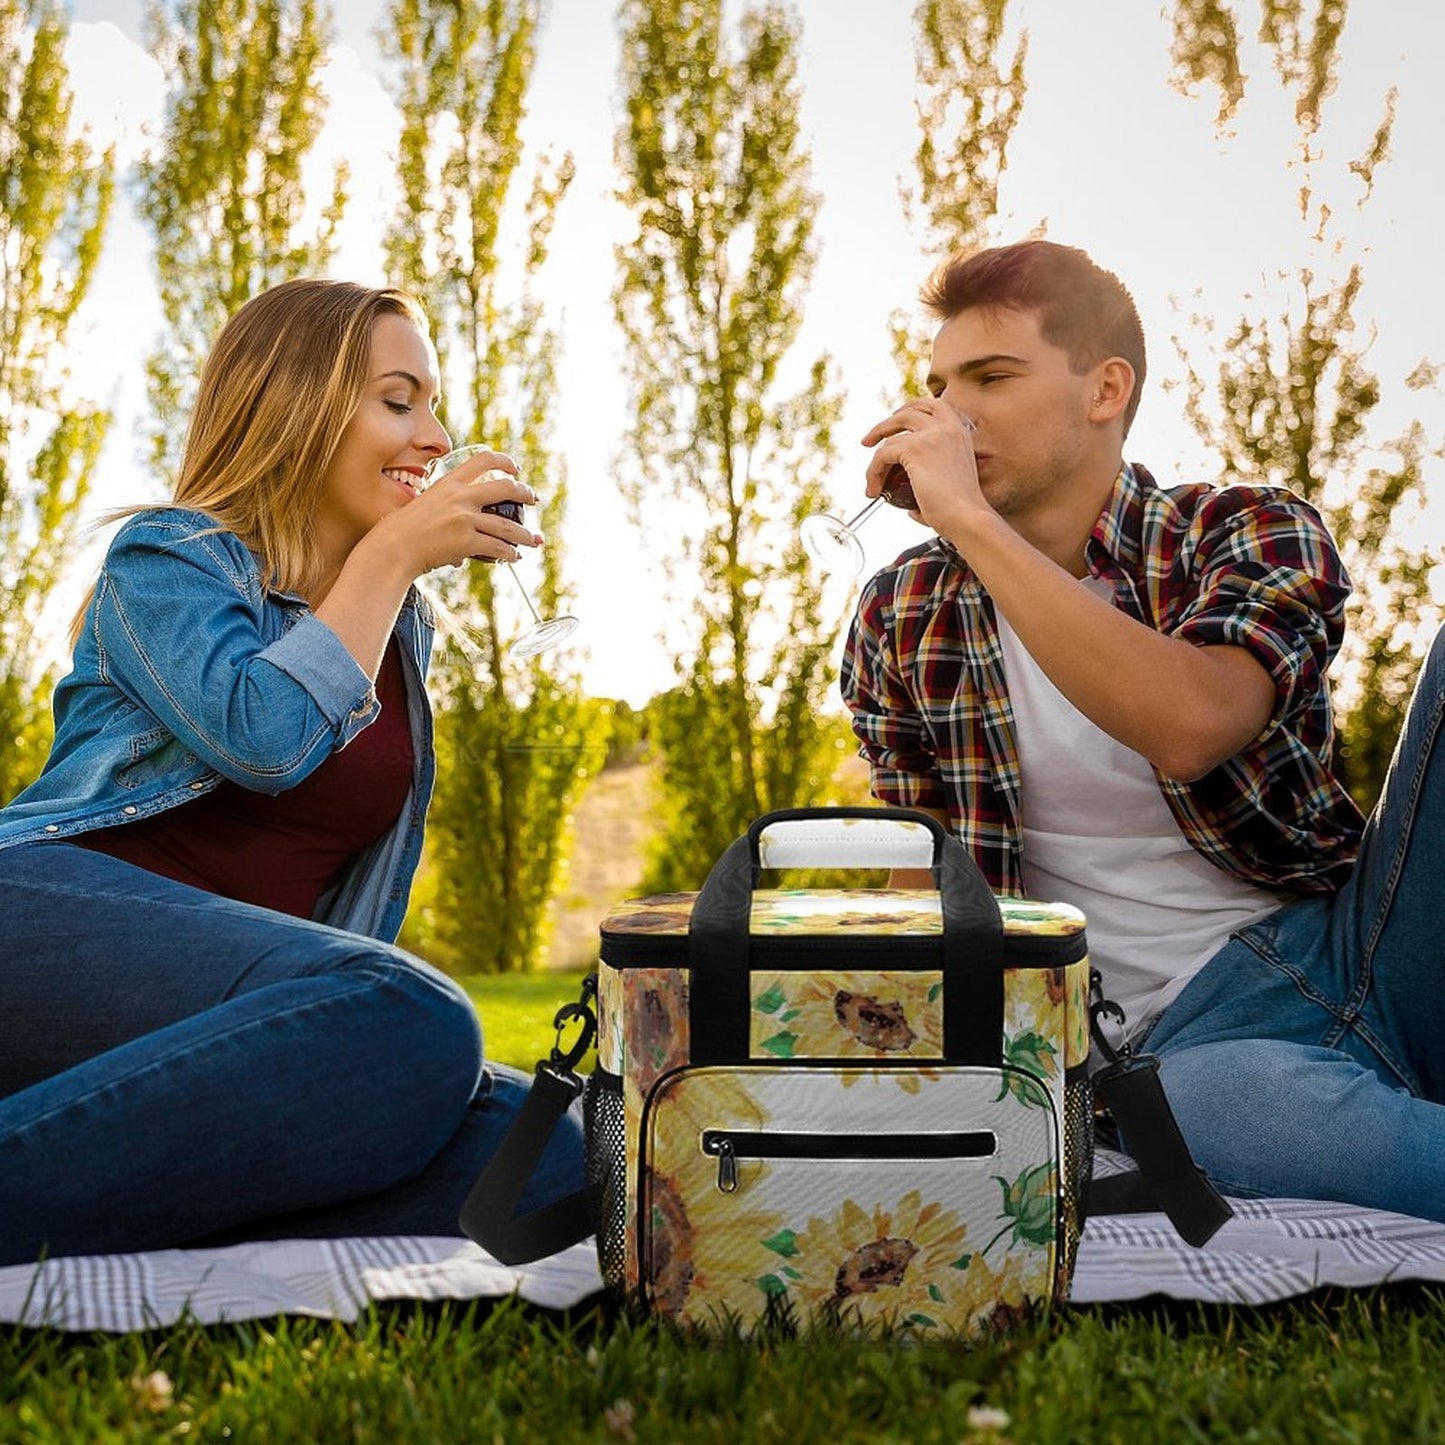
[
  {"xmin": 0, "ymin": 845, "xmax": 583, "ymax": 1265},
  {"xmin": 1144, "ymin": 624, "xmax": 1445, "ymax": 1220}
]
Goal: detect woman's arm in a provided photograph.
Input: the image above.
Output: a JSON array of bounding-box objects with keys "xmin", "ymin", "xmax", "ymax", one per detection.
[{"xmin": 94, "ymin": 513, "xmax": 378, "ymax": 792}]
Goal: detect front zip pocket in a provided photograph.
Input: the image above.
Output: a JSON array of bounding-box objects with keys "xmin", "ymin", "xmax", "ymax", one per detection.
[
  {"xmin": 637, "ymin": 1064, "xmax": 1063, "ymax": 1330},
  {"xmin": 701, "ymin": 1128, "xmax": 997, "ymax": 1193}
]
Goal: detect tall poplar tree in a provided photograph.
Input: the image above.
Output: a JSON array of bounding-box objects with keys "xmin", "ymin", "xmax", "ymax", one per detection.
[
  {"xmin": 0, "ymin": 0, "xmax": 114, "ymax": 803},
  {"xmin": 614, "ymin": 0, "xmax": 845, "ymax": 890},
  {"xmin": 137, "ymin": 0, "xmax": 346, "ymax": 480},
  {"xmin": 382, "ymin": 0, "xmax": 605, "ymax": 975},
  {"xmin": 1169, "ymin": 0, "xmax": 1438, "ymax": 807},
  {"xmin": 891, "ymin": 0, "xmax": 1028, "ymax": 391}
]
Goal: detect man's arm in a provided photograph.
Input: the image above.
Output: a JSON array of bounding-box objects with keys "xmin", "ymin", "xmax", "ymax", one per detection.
[
  {"xmin": 863, "ymin": 398, "xmax": 1277, "ymax": 781},
  {"xmin": 950, "ymin": 515, "xmax": 1276, "ymax": 781},
  {"xmin": 840, "ymin": 571, "xmax": 958, "ymax": 887}
]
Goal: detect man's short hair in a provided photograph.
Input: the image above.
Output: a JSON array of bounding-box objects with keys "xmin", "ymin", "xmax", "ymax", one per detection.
[{"xmin": 921, "ymin": 239, "xmax": 1147, "ymax": 435}]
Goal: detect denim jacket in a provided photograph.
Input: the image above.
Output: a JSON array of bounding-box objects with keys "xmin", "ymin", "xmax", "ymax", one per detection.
[{"xmin": 0, "ymin": 508, "xmax": 436, "ymax": 943}]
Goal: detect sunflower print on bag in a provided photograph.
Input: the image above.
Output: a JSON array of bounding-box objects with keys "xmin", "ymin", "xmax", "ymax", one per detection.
[
  {"xmin": 782, "ymin": 1187, "xmax": 1050, "ymax": 1334},
  {"xmin": 789, "ymin": 1192, "xmax": 969, "ymax": 1322},
  {"xmin": 641, "ymin": 1072, "xmax": 784, "ymax": 1319},
  {"xmin": 602, "ymin": 885, "xmax": 1086, "ymax": 1334},
  {"xmin": 749, "ymin": 970, "xmax": 944, "ymax": 1062}
]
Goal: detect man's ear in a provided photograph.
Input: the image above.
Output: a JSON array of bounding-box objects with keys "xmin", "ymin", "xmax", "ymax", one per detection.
[{"xmin": 1088, "ymin": 357, "xmax": 1135, "ymax": 425}]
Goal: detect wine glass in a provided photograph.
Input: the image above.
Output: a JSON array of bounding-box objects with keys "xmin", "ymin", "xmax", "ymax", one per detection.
[
  {"xmin": 799, "ymin": 465, "xmax": 918, "ymax": 578},
  {"xmin": 800, "ymin": 415, "xmax": 976, "ymax": 577},
  {"xmin": 424, "ymin": 445, "xmax": 579, "ymax": 660}
]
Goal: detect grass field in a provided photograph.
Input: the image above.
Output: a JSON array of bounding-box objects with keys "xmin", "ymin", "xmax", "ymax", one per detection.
[
  {"xmin": 7, "ymin": 1285, "xmax": 1445, "ymax": 1444},
  {"xmin": 461, "ymin": 968, "xmax": 598, "ymax": 1072},
  {"xmin": 5, "ymin": 969, "xmax": 1445, "ymax": 1444}
]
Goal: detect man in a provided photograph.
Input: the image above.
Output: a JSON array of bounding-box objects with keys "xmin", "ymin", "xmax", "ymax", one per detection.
[{"xmin": 841, "ymin": 238, "xmax": 1445, "ymax": 1218}]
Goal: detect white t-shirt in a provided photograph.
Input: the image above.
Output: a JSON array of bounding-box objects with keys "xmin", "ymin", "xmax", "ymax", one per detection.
[{"xmin": 994, "ymin": 589, "xmax": 1286, "ymax": 1045}]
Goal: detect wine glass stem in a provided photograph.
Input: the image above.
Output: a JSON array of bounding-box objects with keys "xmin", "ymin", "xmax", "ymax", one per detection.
[
  {"xmin": 506, "ymin": 563, "xmax": 545, "ymax": 626},
  {"xmin": 841, "ymin": 495, "xmax": 887, "ymax": 533}
]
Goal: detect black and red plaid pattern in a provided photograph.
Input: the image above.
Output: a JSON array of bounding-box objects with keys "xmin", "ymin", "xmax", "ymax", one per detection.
[{"xmin": 841, "ymin": 463, "xmax": 1365, "ymax": 896}]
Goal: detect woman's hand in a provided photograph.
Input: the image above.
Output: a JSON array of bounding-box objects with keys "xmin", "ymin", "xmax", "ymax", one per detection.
[
  {"xmin": 315, "ymin": 449, "xmax": 545, "ymax": 680},
  {"xmin": 389, "ymin": 450, "xmax": 544, "ymax": 575}
]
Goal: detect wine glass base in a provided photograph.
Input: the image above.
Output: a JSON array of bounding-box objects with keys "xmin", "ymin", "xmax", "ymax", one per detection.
[
  {"xmin": 508, "ymin": 614, "xmax": 580, "ymax": 660},
  {"xmin": 799, "ymin": 513, "xmax": 867, "ymax": 577}
]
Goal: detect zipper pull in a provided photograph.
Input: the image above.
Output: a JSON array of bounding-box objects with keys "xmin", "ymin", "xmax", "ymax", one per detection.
[{"xmin": 715, "ymin": 1137, "xmax": 739, "ymax": 1194}]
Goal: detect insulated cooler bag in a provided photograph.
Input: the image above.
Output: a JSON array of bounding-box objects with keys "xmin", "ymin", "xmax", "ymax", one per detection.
[
  {"xmin": 586, "ymin": 807, "xmax": 1093, "ymax": 1335},
  {"xmin": 462, "ymin": 807, "xmax": 1231, "ymax": 1336}
]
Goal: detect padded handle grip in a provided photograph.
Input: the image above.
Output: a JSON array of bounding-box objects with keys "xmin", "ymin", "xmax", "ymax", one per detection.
[{"xmin": 751, "ymin": 807, "xmax": 943, "ymax": 872}]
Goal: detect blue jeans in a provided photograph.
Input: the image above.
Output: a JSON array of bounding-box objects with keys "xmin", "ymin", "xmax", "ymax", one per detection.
[
  {"xmin": 1143, "ymin": 624, "xmax": 1445, "ymax": 1219},
  {"xmin": 0, "ymin": 844, "xmax": 583, "ymax": 1265}
]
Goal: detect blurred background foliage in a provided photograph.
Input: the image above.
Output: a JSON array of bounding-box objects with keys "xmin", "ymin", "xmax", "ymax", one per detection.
[{"xmin": 2, "ymin": 0, "xmax": 1438, "ymax": 972}]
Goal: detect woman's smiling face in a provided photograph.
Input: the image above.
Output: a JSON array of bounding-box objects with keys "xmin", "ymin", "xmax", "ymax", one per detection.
[{"xmin": 312, "ymin": 312, "xmax": 450, "ymax": 571}]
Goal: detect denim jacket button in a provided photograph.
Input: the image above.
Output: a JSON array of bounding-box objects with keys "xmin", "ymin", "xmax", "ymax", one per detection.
[
  {"xmin": 189, "ymin": 780, "xmax": 207, "ymax": 790},
  {"xmin": 123, "ymin": 805, "xmax": 138, "ymax": 815},
  {"xmin": 44, "ymin": 824, "xmax": 60, "ymax": 832}
]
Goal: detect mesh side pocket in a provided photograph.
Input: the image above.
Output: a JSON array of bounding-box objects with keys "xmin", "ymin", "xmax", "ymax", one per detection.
[
  {"xmin": 583, "ymin": 1068, "xmax": 627, "ymax": 1291},
  {"xmin": 1056, "ymin": 1070, "xmax": 1094, "ymax": 1299}
]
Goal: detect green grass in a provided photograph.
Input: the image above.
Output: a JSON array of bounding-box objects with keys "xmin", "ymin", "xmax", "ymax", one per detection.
[
  {"xmin": 7, "ymin": 1289, "xmax": 1445, "ymax": 1443},
  {"xmin": 460, "ymin": 967, "xmax": 594, "ymax": 1072},
  {"xmin": 6, "ymin": 969, "xmax": 1445, "ymax": 1444}
]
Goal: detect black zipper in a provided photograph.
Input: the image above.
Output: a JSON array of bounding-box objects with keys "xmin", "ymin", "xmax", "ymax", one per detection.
[
  {"xmin": 700, "ymin": 1128, "xmax": 997, "ymax": 1193},
  {"xmin": 601, "ymin": 933, "xmax": 1085, "ymax": 969}
]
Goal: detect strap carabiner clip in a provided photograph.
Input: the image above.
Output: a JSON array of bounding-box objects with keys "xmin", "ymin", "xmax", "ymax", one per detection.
[
  {"xmin": 541, "ymin": 972, "xmax": 598, "ymax": 1085},
  {"xmin": 1088, "ymin": 966, "xmax": 1130, "ymax": 1066}
]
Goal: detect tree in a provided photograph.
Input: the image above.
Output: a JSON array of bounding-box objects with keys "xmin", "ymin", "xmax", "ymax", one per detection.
[
  {"xmin": 382, "ymin": 0, "xmax": 605, "ymax": 975},
  {"xmin": 613, "ymin": 0, "xmax": 846, "ymax": 891},
  {"xmin": 891, "ymin": 0, "xmax": 1028, "ymax": 391},
  {"xmin": 0, "ymin": 0, "xmax": 114, "ymax": 803},
  {"xmin": 137, "ymin": 0, "xmax": 346, "ymax": 481},
  {"xmin": 1168, "ymin": 0, "xmax": 1439, "ymax": 808},
  {"xmin": 1168, "ymin": 0, "xmax": 1246, "ymax": 125}
]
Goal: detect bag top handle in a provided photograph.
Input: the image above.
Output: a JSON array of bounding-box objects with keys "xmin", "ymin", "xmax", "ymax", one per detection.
[
  {"xmin": 687, "ymin": 808, "xmax": 1004, "ymax": 1065},
  {"xmin": 751, "ymin": 807, "xmax": 943, "ymax": 873}
]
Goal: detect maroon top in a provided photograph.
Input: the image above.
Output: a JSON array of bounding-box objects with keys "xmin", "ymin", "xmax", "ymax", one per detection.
[{"xmin": 77, "ymin": 638, "xmax": 415, "ymax": 920}]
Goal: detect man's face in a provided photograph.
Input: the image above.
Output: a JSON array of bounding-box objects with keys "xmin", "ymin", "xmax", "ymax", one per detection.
[{"xmin": 926, "ymin": 304, "xmax": 1103, "ymax": 530}]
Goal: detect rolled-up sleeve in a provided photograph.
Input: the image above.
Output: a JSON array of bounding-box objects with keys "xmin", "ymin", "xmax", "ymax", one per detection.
[
  {"xmin": 1169, "ymin": 491, "xmax": 1352, "ymax": 735},
  {"xmin": 94, "ymin": 513, "xmax": 378, "ymax": 792}
]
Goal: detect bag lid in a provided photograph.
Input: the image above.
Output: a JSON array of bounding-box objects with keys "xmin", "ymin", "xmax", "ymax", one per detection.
[{"xmin": 601, "ymin": 887, "xmax": 1085, "ymax": 942}]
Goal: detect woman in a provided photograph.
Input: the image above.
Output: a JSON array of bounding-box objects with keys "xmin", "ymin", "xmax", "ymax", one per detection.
[{"xmin": 0, "ymin": 278, "xmax": 583, "ymax": 1265}]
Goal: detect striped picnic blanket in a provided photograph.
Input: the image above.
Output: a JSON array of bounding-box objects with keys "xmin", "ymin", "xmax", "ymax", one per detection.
[{"xmin": 6, "ymin": 1191, "xmax": 1445, "ymax": 1332}]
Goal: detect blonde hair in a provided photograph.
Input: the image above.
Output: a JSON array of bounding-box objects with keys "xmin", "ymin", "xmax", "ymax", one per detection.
[{"xmin": 72, "ymin": 278, "xmax": 429, "ymax": 640}]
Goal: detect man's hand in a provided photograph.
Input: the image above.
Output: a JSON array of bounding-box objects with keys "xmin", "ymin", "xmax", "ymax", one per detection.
[{"xmin": 861, "ymin": 397, "xmax": 983, "ymax": 537}]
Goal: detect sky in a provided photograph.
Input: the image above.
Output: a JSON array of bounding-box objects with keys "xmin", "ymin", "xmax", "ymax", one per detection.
[{"xmin": 50, "ymin": 0, "xmax": 1445, "ymax": 704}]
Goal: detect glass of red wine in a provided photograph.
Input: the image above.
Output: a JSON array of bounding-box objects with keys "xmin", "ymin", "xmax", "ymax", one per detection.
[
  {"xmin": 799, "ymin": 465, "xmax": 919, "ymax": 577},
  {"xmin": 800, "ymin": 415, "xmax": 976, "ymax": 577},
  {"xmin": 424, "ymin": 445, "xmax": 579, "ymax": 660}
]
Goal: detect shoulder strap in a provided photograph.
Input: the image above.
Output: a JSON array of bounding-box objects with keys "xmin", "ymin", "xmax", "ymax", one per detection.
[
  {"xmin": 458, "ymin": 1064, "xmax": 600, "ymax": 1265},
  {"xmin": 462, "ymin": 961, "xmax": 1236, "ymax": 1264},
  {"xmin": 1085, "ymin": 1052, "xmax": 1234, "ymax": 1246},
  {"xmin": 459, "ymin": 981, "xmax": 602, "ymax": 1266},
  {"xmin": 1082, "ymin": 969, "xmax": 1233, "ymax": 1246}
]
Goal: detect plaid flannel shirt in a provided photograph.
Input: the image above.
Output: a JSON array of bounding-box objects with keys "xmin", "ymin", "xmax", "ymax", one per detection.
[{"xmin": 841, "ymin": 463, "xmax": 1366, "ymax": 897}]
